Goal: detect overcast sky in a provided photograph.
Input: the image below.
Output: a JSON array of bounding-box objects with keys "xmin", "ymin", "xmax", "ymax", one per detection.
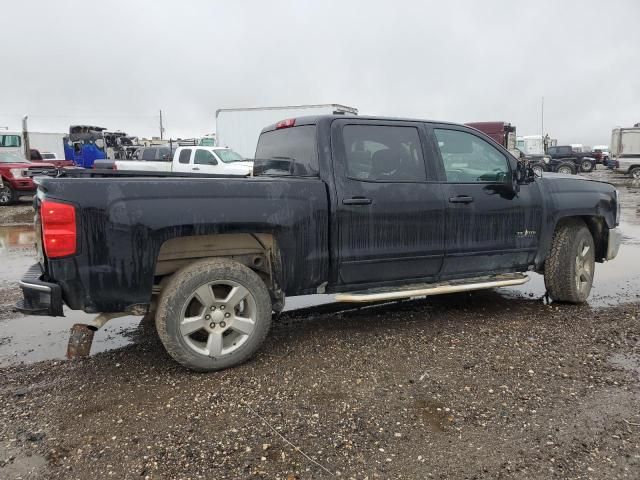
[{"xmin": 1, "ymin": 0, "xmax": 638, "ymax": 146}]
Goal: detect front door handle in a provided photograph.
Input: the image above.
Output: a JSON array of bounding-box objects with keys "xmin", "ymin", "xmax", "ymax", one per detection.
[
  {"xmin": 192, "ymin": 167, "xmax": 200, "ymax": 171},
  {"xmin": 343, "ymin": 197, "xmax": 372, "ymax": 205},
  {"xmin": 449, "ymin": 195, "xmax": 474, "ymax": 204}
]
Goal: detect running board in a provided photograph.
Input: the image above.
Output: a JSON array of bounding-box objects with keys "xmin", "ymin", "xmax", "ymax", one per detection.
[{"xmin": 334, "ymin": 274, "xmax": 529, "ymax": 303}]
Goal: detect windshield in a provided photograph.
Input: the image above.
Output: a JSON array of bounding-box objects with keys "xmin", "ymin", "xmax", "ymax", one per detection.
[
  {"xmin": 0, "ymin": 134, "xmax": 22, "ymax": 147},
  {"xmin": 214, "ymin": 149, "xmax": 245, "ymax": 163},
  {"xmin": 0, "ymin": 151, "xmax": 28, "ymax": 163}
]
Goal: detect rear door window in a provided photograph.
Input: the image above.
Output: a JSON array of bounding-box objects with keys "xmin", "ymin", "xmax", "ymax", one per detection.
[
  {"xmin": 342, "ymin": 125, "xmax": 426, "ymax": 182},
  {"xmin": 141, "ymin": 148, "xmax": 156, "ymax": 161},
  {"xmin": 157, "ymin": 147, "xmax": 171, "ymax": 161},
  {"xmin": 178, "ymin": 149, "xmax": 192, "ymax": 164},
  {"xmin": 255, "ymin": 125, "xmax": 318, "ymax": 176}
]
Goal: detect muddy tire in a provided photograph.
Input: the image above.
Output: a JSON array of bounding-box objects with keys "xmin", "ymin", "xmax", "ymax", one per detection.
[
  {"xmin": 530, "ymin": 163, "xmax": 545, "ymax": 177},
  {"xmin": 544, "ymin": 220, "xmax": 595, "ymax": 304},
  {"xmin": 155, "ymin": 258, "xmax": 272, "ymax": 372},
  {"xmin": 630, "ymin": 167, "xmax": 640, "ymax": 180},
  {"xmin": 579, "ymin": 160, "xmax": 594, "ymax": 173},
  {"xmin": 556, "ymin": 162, "xmax": 576, "ymax": 175},
  {"xmin": 0, "ymin": 185, "xmax": 15, "ymax": 206}
]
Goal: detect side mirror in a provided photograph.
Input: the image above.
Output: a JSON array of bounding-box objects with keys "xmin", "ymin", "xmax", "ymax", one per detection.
[{"xmin": 515, "ymin": 162, "xmax": 535, "ymax": 185}]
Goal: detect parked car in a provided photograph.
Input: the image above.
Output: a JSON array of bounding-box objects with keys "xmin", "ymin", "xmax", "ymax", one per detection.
[
  {"xmin": 611, "ymin": 127, "xmax": 640, "ymax": 179},
  {"xmin": 17, "ymin": 115, "xmax": 622, "ymax": 371},
  {"xmin": 593, "ymin": 145, "xmax": 610, "ymax": 165},
  {"xmin": 113, "ymin": 146, "xmax": 253, "ymax": 175},
  {"xmin": 547, "ymin": 145, "xmax": 597, "ymax": 173},
  {"xmin": 0, "ymin": 151, "xmax": 55, "ymax": 205}
]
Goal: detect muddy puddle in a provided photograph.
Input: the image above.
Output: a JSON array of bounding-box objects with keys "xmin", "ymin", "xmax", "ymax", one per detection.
[
  {"xmin": 502, "ymin": 222, "xmax": 640, "ymax": 307},
  {"xmin": 0, "ymin": 310, "xmax": 141, "ymax": 367},
  {"xmin": 0, "ymin": 225, "xmax": 38, "ymax": 286}
]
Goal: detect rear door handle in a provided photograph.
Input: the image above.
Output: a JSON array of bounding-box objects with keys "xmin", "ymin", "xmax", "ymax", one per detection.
[
  {"xmin": 343, "ymin": 197, "xmax": 372, "ymax": 205},
  {"xmin": 192, "ymin": 167, "xmax": 200, "ymax": 171},
  {"xmin": 449, "ymin": 195, "xmax": 474, "ymax": 204}
]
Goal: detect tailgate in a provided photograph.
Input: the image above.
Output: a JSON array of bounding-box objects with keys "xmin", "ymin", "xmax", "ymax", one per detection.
[{"xmin": 33, "ymin": 196, "xmax": 45, "ymax": 267}]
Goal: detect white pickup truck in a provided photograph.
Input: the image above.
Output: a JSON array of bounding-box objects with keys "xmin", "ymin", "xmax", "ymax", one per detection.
[{"xmin": 112, "ymin": 146, "xmax": 253, "ymax": 175}]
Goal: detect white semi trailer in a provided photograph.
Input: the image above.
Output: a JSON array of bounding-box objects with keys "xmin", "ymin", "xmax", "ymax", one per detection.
[
  {"xmin": 215, "ymin": 104, "xmax": 358, "ymax": 159},
  {"xmin": 612, "ymin": 126, "xmax": 640, "ymax": 179}
]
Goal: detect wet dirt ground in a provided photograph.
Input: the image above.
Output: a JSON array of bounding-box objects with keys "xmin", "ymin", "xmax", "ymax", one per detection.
[{"xmin": 0, "ymin": 169, "xmax": 639, "ymax": 479}]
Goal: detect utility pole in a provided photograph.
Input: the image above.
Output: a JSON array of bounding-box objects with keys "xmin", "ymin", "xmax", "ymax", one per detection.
[{"xmin": 159, "ymin": 109, "xmax": 164, "ymax": 140}]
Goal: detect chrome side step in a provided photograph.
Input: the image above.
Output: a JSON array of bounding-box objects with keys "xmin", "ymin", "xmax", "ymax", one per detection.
[{"xmin": 335, "ymin": 274, "xmax": 529, "ymax": 303}]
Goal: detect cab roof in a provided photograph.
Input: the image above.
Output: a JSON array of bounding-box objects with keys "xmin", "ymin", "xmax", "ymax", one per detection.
[{"xmin": 260, "ymin": 114, "xmax": 463, "ymax": 134}]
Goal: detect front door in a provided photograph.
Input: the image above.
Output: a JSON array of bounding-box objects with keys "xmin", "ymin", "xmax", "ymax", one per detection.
[
  {"xmin": 332, "ymin": 120, "xmax": 446, "ymax": 286},
  {"xmin": 430, "ymin": 126, "xmax": 543, "ymax": 278}
]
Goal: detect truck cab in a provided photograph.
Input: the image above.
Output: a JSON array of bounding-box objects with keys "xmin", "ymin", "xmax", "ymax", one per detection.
[{"xmin": 171, "ymin": 146, "xmax": 253, "ymax": 175}]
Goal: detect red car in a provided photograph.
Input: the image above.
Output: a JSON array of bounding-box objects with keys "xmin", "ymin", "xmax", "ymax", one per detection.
[{"xmin": 0, "ymin": 151, "xmax": 56, "ymax": 206}]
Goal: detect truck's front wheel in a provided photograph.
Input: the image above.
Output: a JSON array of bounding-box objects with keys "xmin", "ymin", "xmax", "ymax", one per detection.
[
  {"xmin": 544, "ymin": 220, "xmax": 595, "ymax": 303},
  {"xmin": 630, "ymin": 167, "xmax": 640, "ymax": 180},
  {"xmin": 0, "ymin": 185, "xmax": 15, "ymax": 206},
  {"xmin": 580, "ymin": 160, "xmax": 594, "ymax": 173},
  {"xmin": 155, "ymin": 258, "xmax": 272, "ymax": 371}
]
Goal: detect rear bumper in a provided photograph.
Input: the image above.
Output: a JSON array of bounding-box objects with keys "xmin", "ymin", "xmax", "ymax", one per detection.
[
  {"xmin": 606, "ymin": 227, "xmax": 622, "ymax": 261},
  {"xmin": 16, "ymin": 263, "xmax": 64, "ymax": 316}
]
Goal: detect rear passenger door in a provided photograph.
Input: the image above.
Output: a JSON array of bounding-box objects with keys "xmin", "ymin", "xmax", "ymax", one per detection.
[
  {"xmin": 172, "ymin": 148, "xmax": 193, "ymax": 173},
  {"xmin": 332, "ymin": 119, "xmax": 446, "ymax": 286}
]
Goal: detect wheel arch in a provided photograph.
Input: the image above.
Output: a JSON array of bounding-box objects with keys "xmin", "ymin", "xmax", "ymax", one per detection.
[
  {"xmin": 154, "ymin": 233, "xmax": 285, "ymax": 311},
  {"xmin": 552, "ymin": 215, "xmax": 607, "ymax": 262},
  {"xmin": 536, "ymin": 214, "xmax": 609, "ymax": 271}
]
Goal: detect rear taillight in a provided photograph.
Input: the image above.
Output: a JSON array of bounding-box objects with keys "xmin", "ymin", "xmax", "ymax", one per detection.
[
  {"xmin": 41, "ymin": 200, "xmax": 77, "ymax": 258},
  {"xmin": 276, "ymin": 118, "xmax": 296, "ymax": 129}
]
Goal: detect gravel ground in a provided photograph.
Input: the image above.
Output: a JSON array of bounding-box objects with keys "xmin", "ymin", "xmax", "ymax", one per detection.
[{"xmin": 1, "ymin": 168, "xmax": 639, "ymax": 479}]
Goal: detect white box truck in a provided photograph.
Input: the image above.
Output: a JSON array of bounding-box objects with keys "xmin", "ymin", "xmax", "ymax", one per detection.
[
  {"xmin": 29, "ymin": 132, "xmax": 66, "ymax": 159},
  {"xmin": 611, "ymin": 127, "xmax": 640, "ymax": 179},
  {"xmin": 215, "ymin": 104, "xmax": 358, "ymax": 159},
  {"xmin": 0, "ymin": 130, "xmax": 65, "ymax": 159}
]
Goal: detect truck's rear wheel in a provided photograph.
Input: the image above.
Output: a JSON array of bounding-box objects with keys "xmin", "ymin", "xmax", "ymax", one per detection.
[
  {"xmin": 556, "ymin": 163, "xmax": 575, "ymax": 175},
  {"xmin": 544, "ymin": 220, "xmax": 595, "ymax": 303},
  {"xmin": 155, "ymin": 258, "xmax": 272, "ymax": 371},
  {"xmin": 0, "ymin": 185, "xmax": 15, "ymax": 206},
  {"xmin": 630, "ymin": 167, "xmax": 640, "ymax": 180},
  {"xmin": 580, "ymin": 160, "xmax": 594, "ymax": 172}
]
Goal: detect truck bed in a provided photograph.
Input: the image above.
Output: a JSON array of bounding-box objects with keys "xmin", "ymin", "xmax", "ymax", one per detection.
[{"xmin": 33, "ymin": 174, "xmax": 329, "ymax": 313}]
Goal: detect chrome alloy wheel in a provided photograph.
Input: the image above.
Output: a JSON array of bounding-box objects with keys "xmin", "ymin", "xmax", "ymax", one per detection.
[
  {"xmin": 179, "ymin": 280, "xmax": 257, "ymax": 358},
  {"xmin": 575, "ymin": 240, "xmax": 594, "ymax": 298},
  {"xmin": 0, "ymin": 186, "xmax": 12, "ymax": 206}
]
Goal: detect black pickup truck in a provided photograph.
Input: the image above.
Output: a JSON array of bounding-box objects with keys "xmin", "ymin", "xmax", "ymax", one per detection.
[
  {"xmin": 548, "ymin": 145, "xmax": 597, "ymax": 173},
  {"xmin": 18, "ymin": 115, "xmax": 622, "ymax": 371}
]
